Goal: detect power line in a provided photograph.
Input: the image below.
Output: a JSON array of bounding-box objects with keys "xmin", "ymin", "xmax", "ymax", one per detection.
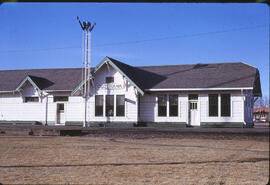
[
  {"xmin": 94, "ymin": 24, "xmax": 269, "ymax": 47},
  {"xmin": 0, "ymin": 24, "xmax": 268, "ymax": 53},
  {"xmin": 0, "ymin": 46, "xmax": 79, "ymax": 53}
]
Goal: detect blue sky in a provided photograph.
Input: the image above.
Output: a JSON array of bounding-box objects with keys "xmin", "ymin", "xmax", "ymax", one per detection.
[{"xmin": 0, "ymin": 3, "xmax": 269, "ymax": 97}]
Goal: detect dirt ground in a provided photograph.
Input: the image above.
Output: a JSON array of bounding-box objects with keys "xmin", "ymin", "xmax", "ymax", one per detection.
[{"xmin": 0, "ymin": 135, "xmax": 268, "ymax": 185}]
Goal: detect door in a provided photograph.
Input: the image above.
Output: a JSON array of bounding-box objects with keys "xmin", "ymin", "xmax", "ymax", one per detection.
[
  {"xmin": 189, "ymin": 101, "xmax": 199, "ymax": 126},
  {"xmin": 56, "ymin": 103, "xmax": 65, "ymax": 124}
]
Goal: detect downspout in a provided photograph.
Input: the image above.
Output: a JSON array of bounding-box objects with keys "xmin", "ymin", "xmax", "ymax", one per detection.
[
  {"xmin": 134, "ymin": 87, "xmax": 139, "ymax": 124},
  {"xmin": 186, "ymin": 98, "xmax": 189, "ymax": 125},
  {"xmin": 35, "ymin": 88, "xmax": 42, "ymax": 102},
  {"xmin": 241, "ymin": 89, "xmax": 247, "ymax": 127},
  {"xmin": 45, "ymin": 94, "xmax": 49, "ymax": 126},
  {"xmin": 137, "ymin": 94, "xmax": 140, "ymax": 124},
  {"xmin": 36, "ymin": 89, "xmax": 49, "ymax": 125}
]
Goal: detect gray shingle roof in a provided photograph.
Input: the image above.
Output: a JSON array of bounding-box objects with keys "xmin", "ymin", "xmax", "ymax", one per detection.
[
  {"xmin": 0, "ymin": 68, "xmax": 82, "ymax": 91},
  {"xmin": 0, "ymin": 57, "xmax": 261, "ymax": 96},
  {"xmin": 108, "ymin": 57, "xmax": 260, "ymax": 95},
  {"xmin": 137, "ymin": 62, "xmax": 258, "ymax": 89}
]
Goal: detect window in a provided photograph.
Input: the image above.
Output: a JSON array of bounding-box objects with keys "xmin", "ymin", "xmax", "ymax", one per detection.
[
  {"xmin": 95, "ymin": 95, "xmax": 103, "ymax": 117},
  {"xmin": 221, "ymin": 94, "xmax": 230, "ymax": 117},
  {"xmin": 158, "ymin": 95, "xmax": 167, "ymax": 117},
  {"xmin": 106, "ymin": 95, "xmax": 114, "ymax": 116},
  {"xmin": 106, "ymin": 77, "xmax": 114, "ymax": 83},
  {"xmin": 190, "ymin": 102, "xmax": 197, "ymax": 110},
  {"xmin": 116, "ymin": 95, "xmax": 125, "ymax": 116},
  {"xmin": 169, "ymin": 95, "xmax": 178, "ymax": 116},
  {"xmin": 53, "ymin": 96, "xmax": 68, "ymax": 102},
  {"xmin": 188, "ymin": 94, "xmax": 198, "ymax": 100},
  {"xmin": 209, "ymin": 94, "xmax": 218, "ymax": 116},
  {"xmin": 25, "ymin": 97, "xmax": 39, "ymax": 103}
]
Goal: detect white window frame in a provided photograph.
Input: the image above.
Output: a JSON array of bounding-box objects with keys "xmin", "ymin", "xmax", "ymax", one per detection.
[
  {"xmin": 169, "ymin": 94, "xmax": 179, "ymax": 117},
  {"xmin": 95, "ymin": 95, "xmax": 104, "ymax": 117},
  {"xmin": 220, "ymin": 93, "xmax": 231, "ymax": 117},
  {"xmin": 208, "ymin": 93, "xmax": 231, "ymax": 117},
  {"xmin": 156, "ymin": 94, "xmax": 180, "ymax": 118},
  {"xmin": 116, "ymin": 95, "xmax": 125, "ymax": 117},
  {"xmin": 24, "ymin": 96, "xmax": 40, "ymax": 103},
  {"xmin": 95, "ymin": 94, "xmax": 126, "ymax": 118}
]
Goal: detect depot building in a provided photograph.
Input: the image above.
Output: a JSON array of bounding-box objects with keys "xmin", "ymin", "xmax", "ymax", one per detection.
[{"xmin": 0, "ymin": 57, "xmax": 262, "ymax": 127}]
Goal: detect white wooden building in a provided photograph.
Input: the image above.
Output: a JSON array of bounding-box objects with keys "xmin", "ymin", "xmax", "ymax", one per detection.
[{"xmin": 0, "ymin": 57, "xmax": 262, "ymax": 127}]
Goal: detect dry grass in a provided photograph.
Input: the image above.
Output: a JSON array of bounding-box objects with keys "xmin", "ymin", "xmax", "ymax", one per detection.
[{"xmin": 0, "ymin": 135, "xmax": 268, "ymax": 185}]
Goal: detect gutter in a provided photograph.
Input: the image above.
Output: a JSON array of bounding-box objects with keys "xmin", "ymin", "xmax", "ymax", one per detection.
[
  {"xmin": 0, "ymin": 90, "xmax": 15, "ymax": 93},
  {"xmin": 44, "ymin": 90, "xmax": 73, "ymax": 92},
  {"xmin": 0, "ymin": 90, "xmax": 72, "ymax": 95},
  {"xmin": 145, "ymin": 87, "xmax": 253, "ymax": 91}
]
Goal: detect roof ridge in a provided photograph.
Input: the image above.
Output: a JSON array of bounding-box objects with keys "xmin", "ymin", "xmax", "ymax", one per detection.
[
  {"xmin": 0, "ymin": 67, "xmax": 94, "ymax": 72},
  {"xmin": 0, "ymin": 61, "xmax": 252, "ymax": 71},
  {"xmin": 107, "ymin": 57, "xmax": 135, "ymax": 68},
  {"xmin": 135, "ymin": 62, "xmax": 244, "ymax": 68}
]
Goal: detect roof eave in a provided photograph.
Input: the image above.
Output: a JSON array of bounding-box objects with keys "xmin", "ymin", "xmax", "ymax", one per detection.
[
  {"xmin": 0, "ymin": 90, "xmax": 16, "ymax": 94},
  {"xmin": 15, "ymin": 76, "xmax": 41, "ymax": 92},
  {"xmin": 145, "ymin": 87, "xmax": 254, "ymax": 92},
  {"xmin": 72, "ymin": 56, "xmax": 144, "ymax": 96},
  {"xmin": 44, "ymin": 90, "xmax": 73, "ymax": 92}
]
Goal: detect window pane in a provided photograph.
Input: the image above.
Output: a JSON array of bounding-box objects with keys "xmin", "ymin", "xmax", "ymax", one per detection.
[
  {"xmin": 190, "ymin": 102, "xmax": 198, "ymax": 110},
  {"xmin": 116, "ymin": 95, "xmax": 125, "ymax": 116},
  {"xmin": 169, "ymin": 95, "xmax": 178, "ymax": 117},
  {"xmin": 221, "ymin": 94, "xmax": 230, "ymax": 116},
  {"xmin": 158, "ymin": 95, "xmax": 167, "ymax": 117},
  {"xmin": 209, "ymin": 94, "xmax": 218, "ymax": 116},
  {"xmin": 95, "ymin": 95, "xmax": 103, "ymax": 116},
  {"xmin": 106, "ymin": 77, "xmax": 114, "ymax": 83},
  {"xmin": 25, "ymin": 97, "xmax": 39, "ymax": 103},
  {"xmin": 53, "ymin": 96, "xmax": 68, "ymax": 102},
  {"xmin": 106, "ymin": 95, "xmax": 114, "ymax": 116},
  {"xmin": 188, "ymin": 94, "xmax": 198, "ymax": 100}
]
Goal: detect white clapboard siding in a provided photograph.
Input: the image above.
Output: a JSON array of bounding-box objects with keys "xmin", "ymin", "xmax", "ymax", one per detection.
[
  {"xmin": 139, "ymin": 94, "xmax": 156, "ymax": 122},
  {"xmin": 0, "ymin": 85, "xmax": 44, "ymax": 122},
  {"xmin": 0, "ymin": 63, "xmax": 140, "ymax": 124},
  {"xmin": 0, "ymin": 64, "xmax": 252, "ymax": 125},
  {"xmin": 0, "ymin": 101, "xmax": 45, "ymax": 121},
  {"xmin": 139, "ymin": 93, "xmax": 187, "ymax": 123},
  {"xmin": 232, "ymin": 101, "xmax": 243, "ymax": 118},
  {"xmin": 139, "ymin": 92, "xmax": 245, "ymax": 123},
  {"xmin": 86, "ymin": 64, "xmax": 138, "ymax": 122},
  {"xmin": 200, "ymin": 93, "xmax": 244, "ymax": 123},
  {"xmin": 65, "ymin": 102, "xmax": 84, "ymax": 122},
  {"xmin": 0, "ymin": 95, "xmax": 23, "ymax": 104}
]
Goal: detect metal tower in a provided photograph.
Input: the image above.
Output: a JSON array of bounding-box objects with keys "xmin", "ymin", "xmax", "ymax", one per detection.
[{"xmin": 77, "ymin": 16, "xmax": 96, "ymax": 127}]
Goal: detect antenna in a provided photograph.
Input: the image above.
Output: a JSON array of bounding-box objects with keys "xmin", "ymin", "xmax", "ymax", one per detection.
[{"xmin": 77, "ymin": 16, "xmax": 96, "ymax": 127}]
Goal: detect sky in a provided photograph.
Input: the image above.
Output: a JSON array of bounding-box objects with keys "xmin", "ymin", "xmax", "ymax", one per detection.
[{"xmin": 0, "ymin": 3, "xmax": 269, "ymax": 97}]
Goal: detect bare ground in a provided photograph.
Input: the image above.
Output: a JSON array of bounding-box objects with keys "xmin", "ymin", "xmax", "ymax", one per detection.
[{"xmin": 0, "ymin": 135, "xmax": 268, "ymax": 185}]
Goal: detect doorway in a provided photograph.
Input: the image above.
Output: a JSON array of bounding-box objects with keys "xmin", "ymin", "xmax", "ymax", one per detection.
[
  {"xmin": 189, "ymin": 101, "xmax": 199, "ymax": 126},
  {"xmin": 56, "ymin": 103, "xmax": 65, "ymax": 124},
  {"xmin": 188, "ymin": 94, "xmax": 199, "ymax": 126}
]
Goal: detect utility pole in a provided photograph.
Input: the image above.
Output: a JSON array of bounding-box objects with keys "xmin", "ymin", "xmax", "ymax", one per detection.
[{"xmin": 77, "ymin": 16, "xmax": 96, "ymax": 127}]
